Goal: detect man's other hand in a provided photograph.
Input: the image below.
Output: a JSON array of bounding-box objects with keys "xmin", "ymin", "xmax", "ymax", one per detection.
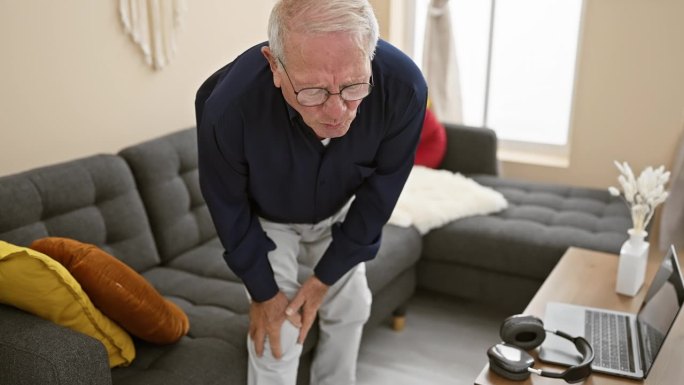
[
  {"xmin": 287, "ymin": 276, "xmax": 329, "ymax": 344},
  {"xmin": 249, "ymin": 291, "xmax": 302, "ymax": 359}
]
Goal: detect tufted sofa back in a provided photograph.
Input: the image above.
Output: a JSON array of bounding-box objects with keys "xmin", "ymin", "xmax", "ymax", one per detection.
[
  {"xmin": 0, "ymin": 154, "xmax": 160, "ymax": 272},
  {"xmin": 119, "ymin": 128, "xmax": 217, "ymax": 263}
]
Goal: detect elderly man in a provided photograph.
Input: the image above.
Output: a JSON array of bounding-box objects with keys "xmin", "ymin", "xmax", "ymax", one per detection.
[{"xmin": 195, "ymin": 0, "xmax": 427, "ymax": 384}]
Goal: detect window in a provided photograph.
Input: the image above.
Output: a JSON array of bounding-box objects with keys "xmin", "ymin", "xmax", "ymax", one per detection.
[{"xmin": 412, "ymin": 0, "xmax": 585, "ymax": 165}]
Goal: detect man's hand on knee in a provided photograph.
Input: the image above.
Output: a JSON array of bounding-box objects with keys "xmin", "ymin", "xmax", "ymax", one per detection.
[
  {"xmin": 249, "ymin": 291, "xmax": 302, "ymax": 359},
  {"xmin": 287, "ymin": 276, "xmax": 330, "ymax": 345}
]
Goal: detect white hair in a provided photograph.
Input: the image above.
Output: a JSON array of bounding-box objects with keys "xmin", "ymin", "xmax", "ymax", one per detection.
[{"xmin": 267, "ymin": 0, "xmax": 380, "ymax": 65}]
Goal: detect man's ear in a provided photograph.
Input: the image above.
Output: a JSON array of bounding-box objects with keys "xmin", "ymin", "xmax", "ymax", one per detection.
[{"xmin": 261, "ymin": 46, "xmax": 282, "ymax": 88}]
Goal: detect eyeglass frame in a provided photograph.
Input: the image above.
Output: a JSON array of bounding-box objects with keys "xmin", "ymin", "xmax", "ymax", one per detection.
[{"xmin": 276, "ymin": 57, "xmax": 374, "ymax": 107}]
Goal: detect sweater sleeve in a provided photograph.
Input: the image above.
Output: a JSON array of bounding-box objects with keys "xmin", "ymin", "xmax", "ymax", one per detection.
[{"xmin": 197, "ymin": 105, "xmax": 279, "ymax": 303}]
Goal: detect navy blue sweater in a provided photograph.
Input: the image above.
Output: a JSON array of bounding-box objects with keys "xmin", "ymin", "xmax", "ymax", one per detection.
[{"xmin": 195, "ymin": 40, "xmax": 427, "ymax": 302}]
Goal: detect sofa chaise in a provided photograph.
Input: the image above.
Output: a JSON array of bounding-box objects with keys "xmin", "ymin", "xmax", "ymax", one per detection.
[{"xmin": 421, "ymin": 125, "xmax": 633, "ymax": 311}]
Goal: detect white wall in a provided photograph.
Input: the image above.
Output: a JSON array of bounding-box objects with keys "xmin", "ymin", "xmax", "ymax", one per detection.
[{"xmin": 0, "ymin": 1, "xmax": 273, "ymax": 176}]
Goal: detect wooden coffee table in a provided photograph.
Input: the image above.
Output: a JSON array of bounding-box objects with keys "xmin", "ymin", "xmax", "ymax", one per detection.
[{"xmin": 474, "ymin": 247, "xmax": 684, "ymax": 384}]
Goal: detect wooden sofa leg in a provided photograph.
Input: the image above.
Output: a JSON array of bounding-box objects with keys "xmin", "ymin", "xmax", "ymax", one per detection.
[{"xmin": 391, "ymin": 306, "xmax": 407, "ymax": 332}]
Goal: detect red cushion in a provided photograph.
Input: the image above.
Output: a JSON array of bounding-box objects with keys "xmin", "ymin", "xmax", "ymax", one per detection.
[{"xmin": 414, "ymin": 108, "xmax": 447, "ymax": 168}]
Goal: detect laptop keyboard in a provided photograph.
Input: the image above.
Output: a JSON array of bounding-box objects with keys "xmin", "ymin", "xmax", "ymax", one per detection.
[{"xmin": 585, "ymin": 310, "xmax": 635, "ymax": 372}]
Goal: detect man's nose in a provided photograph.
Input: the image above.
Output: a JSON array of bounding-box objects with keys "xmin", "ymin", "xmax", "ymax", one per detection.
[{"xmin": 322, "ymin": 94, "xmax": 346, "ymax": 119}]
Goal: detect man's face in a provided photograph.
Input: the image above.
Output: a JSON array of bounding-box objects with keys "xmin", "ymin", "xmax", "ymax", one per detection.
[{"xmin": 263, "ymin": 32, "xmax": 371, "ymax": 139}]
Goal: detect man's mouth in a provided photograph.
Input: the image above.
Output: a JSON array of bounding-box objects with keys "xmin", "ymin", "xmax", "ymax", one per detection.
[{"xmin": 323, "ymin": 122, "xmax": 343, "ymax": 129}]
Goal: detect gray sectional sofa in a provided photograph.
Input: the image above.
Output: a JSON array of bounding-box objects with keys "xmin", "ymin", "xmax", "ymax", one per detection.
[{"xmin": 0, "ymin": 124, "xmax": 631, "ymax": 384}]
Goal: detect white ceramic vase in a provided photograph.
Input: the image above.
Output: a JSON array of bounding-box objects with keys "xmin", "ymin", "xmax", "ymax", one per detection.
[{"xmin": 615, "ymin": 228, "xmax": 649, "ymax": 296}]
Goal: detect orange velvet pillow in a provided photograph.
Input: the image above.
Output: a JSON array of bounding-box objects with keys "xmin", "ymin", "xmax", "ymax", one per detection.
[{"xmin": 30, "ymin": 237, "xmax": 189, "ymax": 345}]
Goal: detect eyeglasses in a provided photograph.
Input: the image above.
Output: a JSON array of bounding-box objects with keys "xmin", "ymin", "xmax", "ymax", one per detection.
[{"xmin": 277, "ymin": 58, "xmax": 373, "ymax": 107}]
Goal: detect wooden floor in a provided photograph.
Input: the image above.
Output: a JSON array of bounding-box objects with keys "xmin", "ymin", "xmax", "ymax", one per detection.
[{"xmin": 357, "ymin": 290, "xmax": 511, "ymax": 385}]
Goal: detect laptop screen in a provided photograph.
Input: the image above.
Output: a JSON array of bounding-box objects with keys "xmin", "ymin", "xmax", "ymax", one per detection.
[{"xmin": 636, "ymin": 246, "xmax": 684, "ymax": 376}]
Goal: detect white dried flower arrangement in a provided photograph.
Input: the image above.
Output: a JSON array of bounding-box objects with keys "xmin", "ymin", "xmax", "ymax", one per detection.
[{"xmin": 609, "ymin": 161, "xmax": 670, "ymax": 233}]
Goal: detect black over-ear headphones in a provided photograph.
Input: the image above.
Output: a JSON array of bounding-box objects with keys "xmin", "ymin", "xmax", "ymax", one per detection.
[{"xmin": 487, "ymin": 315, "xmax": 594, "ymax": 383}]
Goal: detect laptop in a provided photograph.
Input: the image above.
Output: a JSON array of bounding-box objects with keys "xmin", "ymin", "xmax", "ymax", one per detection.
[{"xmin": 539, "ymin": 245, "xmax": 684, "ymax": 379}]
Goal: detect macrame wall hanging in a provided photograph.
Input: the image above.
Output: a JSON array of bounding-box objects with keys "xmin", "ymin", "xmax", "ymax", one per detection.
[{"xmin": 119, "ymin": 0, "xmax": 187, "ymax": 70}]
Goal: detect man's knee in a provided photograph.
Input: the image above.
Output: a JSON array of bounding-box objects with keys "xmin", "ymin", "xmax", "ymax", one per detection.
[{"xmin": 248, "ymin": 320, "xmax": 303, "ymax": 364}]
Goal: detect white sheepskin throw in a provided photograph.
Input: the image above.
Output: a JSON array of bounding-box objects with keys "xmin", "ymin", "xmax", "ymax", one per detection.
[{"xmin": 388, "ymin": 166, "xmax": 508, "ymax": 234}]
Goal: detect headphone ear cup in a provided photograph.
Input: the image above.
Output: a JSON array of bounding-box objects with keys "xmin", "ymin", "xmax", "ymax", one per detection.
[
  {"xmin": 489, "ymin": 358, "xmax": 532, "ymax": 381},
  {"xmin": 500, "ymin": 315, "xmax": 546, "ymax": 351},
  {"xmin": 487, "ymin": 343, "xmax": 534, "ymax": 381}
]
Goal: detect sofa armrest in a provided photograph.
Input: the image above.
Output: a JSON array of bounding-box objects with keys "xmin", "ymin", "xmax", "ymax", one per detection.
[
  {"xmin": 440, "ymin": 123, "xmax": 499, "ymax": 176},
  {"xmin": 0, "ymin": 304, "xmax": 112, "ymax": 385}
]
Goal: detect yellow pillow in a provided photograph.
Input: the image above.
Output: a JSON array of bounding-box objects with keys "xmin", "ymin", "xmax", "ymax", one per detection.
[{"xmin": 0, "ymin": 241, "xmax": 135, "ymax": 367}]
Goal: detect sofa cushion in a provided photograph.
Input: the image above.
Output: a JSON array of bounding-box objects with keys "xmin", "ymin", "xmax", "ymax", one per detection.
[
  {"xmin": 119, "ymin": 129, "xmax": 215, "ymax": 263},
  {"xmin": 111, "ymin": 337, "xmax": 247, "ymax": 385},
  {"xmin": 0, "ymin": 154, "xmax": 160, "ymax": 273},
  {"xmin": 0, "ymin": 241, "xmax": 135, "ymax": 367},
  {"xmin": 31, "ymin": 237, "xmax": 190, "ymax": 345},
  {"xmin": 365, "ymin": 225, "xmax": 422, "ymax": 294},
  {"xmin": 423, "ymin": 176, "xmax": 631, "ymax": 281},
  {"xmin": 165, "ymin": 237, "xmax": 240, "ymax": 282}
]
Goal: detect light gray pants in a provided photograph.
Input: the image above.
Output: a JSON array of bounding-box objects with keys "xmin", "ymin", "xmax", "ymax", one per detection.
[{"xmin": 247, "ymin": 205, "xmax": 372, "ymax": 385}]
